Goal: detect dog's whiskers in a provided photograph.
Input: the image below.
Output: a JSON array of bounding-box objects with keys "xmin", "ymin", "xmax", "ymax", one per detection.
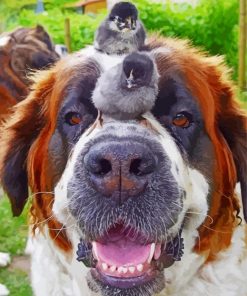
[
  {"xmin": 28, "ymin": 191, "xmax": 55, "ymax": 200},
  {"xmin": 171, "ymin": 201, "xmax": 214, "ymax": 225}
]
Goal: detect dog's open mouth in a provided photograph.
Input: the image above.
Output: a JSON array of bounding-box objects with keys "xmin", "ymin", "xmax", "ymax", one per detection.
[
  {"xmin": 77, "ymin": 223, "xmax": 184, "ymax": 289},
  {"xmin": 91, "ymin": 224, "xmax": 162, "ymax": 288}
]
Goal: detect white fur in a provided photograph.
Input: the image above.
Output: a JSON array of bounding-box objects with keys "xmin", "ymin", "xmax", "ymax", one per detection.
[
  {"xmin": 78, "ymin": 46, "xmax": 125, "ymax": 71},
  {"xmin": 151, "ymin": 46, "xmax": 173, "ymax": 57},
  {"xmin": 142, "ymin": 113, "xmax": 209, "ymax": 236},
  {"xmin": 162, "ymin": 224, "xmax": 247, "ymax": 296}
]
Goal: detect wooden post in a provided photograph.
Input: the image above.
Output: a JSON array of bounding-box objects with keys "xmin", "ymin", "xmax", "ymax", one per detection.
[
  {"xmin": 64, "ymin": 18, "xmax": 72, "ymax": 53},
  {"xmin": 238, "ymin": 0, "xmax": 247, "ymax": 90}
]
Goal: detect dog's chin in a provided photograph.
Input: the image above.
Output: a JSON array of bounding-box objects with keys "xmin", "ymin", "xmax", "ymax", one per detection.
[
  {"xmin": 76, "ymin": 223, "xmax": 184, "ymax": 296},
  {"xmin": 87, "ymin": 269, "xmax": 165, "ymax": 296}
]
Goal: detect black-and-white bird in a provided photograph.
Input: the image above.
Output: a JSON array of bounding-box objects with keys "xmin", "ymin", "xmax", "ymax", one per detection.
[
  {"xmin": 92, "ymin": 52, "xmax": 159, "ymax": 120},
  {"xmin": 94, "ymin": 2, "xmax": 146, "ymax": 55}
]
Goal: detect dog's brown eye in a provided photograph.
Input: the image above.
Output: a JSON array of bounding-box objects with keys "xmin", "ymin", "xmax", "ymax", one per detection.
[
  {"xmin": 65, "ymin": 112, "xmax": 82, "ymax": 126},
  {"xmin": 173, "ymin": 113, "xmax": 191, "ymax": 128}
]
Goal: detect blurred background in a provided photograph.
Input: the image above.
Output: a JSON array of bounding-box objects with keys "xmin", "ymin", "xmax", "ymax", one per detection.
[{"xmin": 0, "ymin": 0, "xmax": 246, "ymax": 295}]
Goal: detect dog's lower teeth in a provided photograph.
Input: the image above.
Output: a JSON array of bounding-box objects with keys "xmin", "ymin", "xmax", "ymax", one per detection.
[
  {"xmin": 110, "ymin": 265, "xmax": 116, "ymax": 272},
  {"xmin": 137, "ymin": 264, "xmax": 143, "ymax": 272},
  {"xmin": 129, "ymin": 266, "xmax": 135, "ymax": 273}
]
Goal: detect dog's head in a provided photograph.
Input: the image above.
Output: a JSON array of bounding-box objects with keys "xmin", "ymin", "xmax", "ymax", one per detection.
[
  {"xmin": 0, "ymin": 25, "xmax": 59, "ymax": 114},
  {"xmin": 0, "ymin": 37, "xmax": 246, "ymax": 296},
  {"xmin": 6, "ymin": 25, "xmax": 59, "ymax": 84}
]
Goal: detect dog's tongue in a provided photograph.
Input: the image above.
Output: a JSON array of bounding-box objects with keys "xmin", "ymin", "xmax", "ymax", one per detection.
[{"xmin": 93, "ymin": 238, "xmax": 151, "ymax": 267}]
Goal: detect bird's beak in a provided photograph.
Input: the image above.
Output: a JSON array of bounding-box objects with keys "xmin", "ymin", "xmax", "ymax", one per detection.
[
  {"xmin": 125, "ymin": 17, "xmax": 132, "ymax": 29},
  {"xmin": 125, "ymin": 17, "xmax": 136, "ymax": 30},
  {"xmin": 126, "ymin": 70, "xmax": 137, "ymax": 89},
  {"xmin": 116, "ymin": 17, "xmax": 136, "ymax": 32}
]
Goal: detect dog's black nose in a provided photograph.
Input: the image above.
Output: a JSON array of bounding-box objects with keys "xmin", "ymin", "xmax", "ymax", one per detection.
[
  {"xmin": 84, "ymin": 141, "xmax": 157, "ymax": 204},
  {"xmin": 122, "ymin": 53, "xmax": 154, "ymax": 88}
]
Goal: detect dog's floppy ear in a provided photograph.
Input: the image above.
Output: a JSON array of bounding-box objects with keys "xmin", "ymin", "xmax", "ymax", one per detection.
[
  {"xmin": 0, "ymin": 70, "xmax": 55, "ymax": 216},
  {"xmin": 218, "ymin": 85, "xmax": 247, "ymax": 222}
]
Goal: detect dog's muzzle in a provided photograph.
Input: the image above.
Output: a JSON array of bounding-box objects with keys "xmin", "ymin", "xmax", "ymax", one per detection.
[{"xmin": 64, "ymin": 117, "xmax": 185, "ymax": 290}]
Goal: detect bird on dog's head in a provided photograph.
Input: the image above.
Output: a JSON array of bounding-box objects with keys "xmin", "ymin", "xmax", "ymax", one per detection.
[
  {"xmin": 108, "ymin": 2, "xmax": 138, "ymax": 32},
  {"xmin": 92, "ymin": 52, "xmax": 159, "ymax": 120},
  {"xmin": 94, "ymin": 2, "xmax": 146, "ymax": 55}
]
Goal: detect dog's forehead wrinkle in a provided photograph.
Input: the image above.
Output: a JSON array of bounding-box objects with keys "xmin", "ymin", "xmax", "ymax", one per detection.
[
  {"xmin": 82, "ymin": 122, "xmax": 160, "ymax": 148},
  {"xmin": 78, "ymin": 45, "xmax": 124, "ymax": 71},
  {"xmin": 151, "ymin": 46, "xmax": 173, "ymax": 56},
  {"xmin": 58, "ymin": 53, "xmax": 101, "ymax": 85}
]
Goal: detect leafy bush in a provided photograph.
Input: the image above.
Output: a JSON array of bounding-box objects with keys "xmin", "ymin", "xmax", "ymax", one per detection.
[
  {"xmin": 1, "ymin": 0, "xmax": 240, "ymax": 79},
  {"xmin": 5, "ymin": 8, "xmax": 105, "ymax": 50},
  {"xmin": 137, "ymin": 0, "xmax": 239, "ymax": 79}
]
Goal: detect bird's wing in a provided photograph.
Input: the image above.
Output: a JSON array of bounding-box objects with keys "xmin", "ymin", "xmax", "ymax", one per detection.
[
  {"xmin": 95, "ymin": 23, "xmax": 117, "ymax": 50},
  {"xmin": 136, "ymin": 22, "xmax": 146, "ymax": 48}
]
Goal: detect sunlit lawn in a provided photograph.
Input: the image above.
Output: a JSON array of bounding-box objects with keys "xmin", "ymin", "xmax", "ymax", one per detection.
[{"xmin": 0, "ymin": 197, "xmax": 32, "ymax": 295}]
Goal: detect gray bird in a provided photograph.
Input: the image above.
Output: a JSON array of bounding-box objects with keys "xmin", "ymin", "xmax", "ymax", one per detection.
[
  {"xmin": 94, "ymin": 2, "xmax": 146, "ymax": 55},
  {"xmin": 92, "ymin": 52, "xmax": 159, "ymax": 120}
]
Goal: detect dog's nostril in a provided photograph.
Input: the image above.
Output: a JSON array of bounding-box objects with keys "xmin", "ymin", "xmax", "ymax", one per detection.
[
  {"xmin": 130, "ymin": 158, "xmax": 155, "ymax": 176},
  {"xmin": 95, "ymin": 159, "xmax": 112, "ymax": 175},
  {"xmin": 85, "ymin": 154, "xmax": 112, "ymax": 176},
  {"xmin": 99, "ymin": 159, "xmax": 112, "ymax": 175},
  {"xmin": 130, "ymin": 158, "xmax": 142, "ymax": 175}
]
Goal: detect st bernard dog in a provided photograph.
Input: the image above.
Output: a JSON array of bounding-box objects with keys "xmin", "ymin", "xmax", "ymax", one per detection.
[{"xmin": 0, "ymin": 36, "xmax": 246, "ymax": 296}]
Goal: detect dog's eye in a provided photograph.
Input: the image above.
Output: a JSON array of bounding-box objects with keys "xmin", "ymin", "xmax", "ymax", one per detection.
[
  {"xmin": 173, "ymin": 112, "xmax": 192, "ymax": 128},
  {"xmin": 65, "ymin": 112, "xmax": 82, "ymax": 126}
]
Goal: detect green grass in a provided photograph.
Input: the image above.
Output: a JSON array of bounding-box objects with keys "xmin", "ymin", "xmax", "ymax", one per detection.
[
  {"xmin": 0, "ymin": 268, "xmax": 32, "ymax": 296},
  {"xmin": 0, "ymin": 197, "xmax": 29, "ymax": 255},
  {"xmin": 0, "ymin": 197, "xmax": 31, "ymax": 295}
]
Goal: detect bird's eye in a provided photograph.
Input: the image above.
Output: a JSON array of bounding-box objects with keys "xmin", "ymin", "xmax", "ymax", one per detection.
[
  {"xmin": 65, "ymin": 112, "xmax": 82, "ymax": 126},
  {"xmin": 172, "ymin": 112, "xmax": 192, "ymax": 128},
  {"xmin": 110, "ymin": 15, "xmax": 120, "ymax": 22}
]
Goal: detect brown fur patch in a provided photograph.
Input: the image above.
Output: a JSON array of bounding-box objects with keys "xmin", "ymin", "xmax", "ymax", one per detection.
[{"xmin": 0, "ymin": 26, "xmax": 58, "ymax": 122}]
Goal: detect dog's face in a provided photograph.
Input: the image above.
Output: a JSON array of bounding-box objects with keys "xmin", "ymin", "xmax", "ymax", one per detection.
[
  {"xmin": 0, "ymin": 25, "xmax": 59, "ymax": 97},
  {"xmin": 0, "ymin": 25, "xmax": 59, "ymax": 123},
  {"xmin": 0, "ymin": 37, "xmax": 246, "ymax": 296},
  {"xmin": 9, "ymin": 25, "xmax": 59, "ymax": 85}
]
